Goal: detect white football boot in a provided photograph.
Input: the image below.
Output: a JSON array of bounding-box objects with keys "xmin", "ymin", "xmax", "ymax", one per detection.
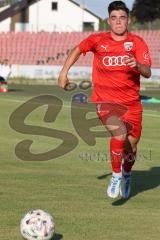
[{"xmin": 107, "ymin": 172, "xmax": 122, "ymax": 198}]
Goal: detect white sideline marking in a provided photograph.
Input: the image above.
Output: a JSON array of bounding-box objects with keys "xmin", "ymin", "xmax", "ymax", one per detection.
[
  {"xmin": 0, "ymin": 98, "xmax": 24, "ymax": 103},
  {"xmin": 143, "ymin": 113, "xmax": 160, "ymax": 118},
  {"xmin": 0, "ymin": 97, "xmax": 72, "ymax": 107}
]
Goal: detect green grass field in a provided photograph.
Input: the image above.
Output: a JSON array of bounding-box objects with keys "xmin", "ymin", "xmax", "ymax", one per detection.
[{"xmin": 0, "ymin": 84, "xmax": 160, "ymax": 240}]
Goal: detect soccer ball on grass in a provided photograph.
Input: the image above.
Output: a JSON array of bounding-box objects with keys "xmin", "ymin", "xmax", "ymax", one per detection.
[{"xmin": 20, "ymin": 209, "xmax": 55, "ymax": 240}]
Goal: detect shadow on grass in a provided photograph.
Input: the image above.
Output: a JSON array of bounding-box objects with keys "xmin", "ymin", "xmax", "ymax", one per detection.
[
  {"xmin": 97, "ymin": 172, "xmax": 112, "ymax": 180},
  {"xmin": 97, "ymin": 167, "xmax": 160, "ymax": 205},
  {"xmin": 53, "ymin": 233, "xmax": 63, "ymax": 240}
]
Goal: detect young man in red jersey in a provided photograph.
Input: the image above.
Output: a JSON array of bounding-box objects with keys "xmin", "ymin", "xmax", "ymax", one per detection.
[{"xmin": 58, "ymin": 1, "xmax": 151, "ymax": 199}]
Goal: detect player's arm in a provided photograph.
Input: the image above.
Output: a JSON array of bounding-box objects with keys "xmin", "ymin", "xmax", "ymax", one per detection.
[
  {"xmin": 124, "ymin": 55, "xmax": 151, "ymax": 78},
  {"xmin": 135, "ymin": 61, "xmax": 151, "ymax": 78},
  {"xmin": 58, "ymin": 46, "xmax": 82, "ymax": 88}
]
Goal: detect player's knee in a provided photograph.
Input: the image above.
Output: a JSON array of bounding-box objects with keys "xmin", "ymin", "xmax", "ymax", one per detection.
[
  {"xmin": 106, "ymin": 116, "xmax": 127, "ymax": 139},
  {"xmin": 131, "ymin": 144, "xmax": 137, "ymax": 153},
  {"xmin": 128, "ymin": 135, "xmax": 139, "ymax": 153},
  {"xmin": 113, "ymin": 133, "xmax": 127, "ymax": 141}
]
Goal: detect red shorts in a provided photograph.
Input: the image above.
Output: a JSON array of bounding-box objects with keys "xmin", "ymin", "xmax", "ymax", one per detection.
[{"xmin": 96, "ymin": 101, "xmax": 143, "ymax": 139}]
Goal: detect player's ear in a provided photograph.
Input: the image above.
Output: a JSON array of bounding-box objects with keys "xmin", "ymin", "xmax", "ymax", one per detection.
[
  {"xmin": 128, "ymin": 17, "xmax": 131, "ymax": 25},
  {"xmin": 107, "ymin": 17, "xmax": 110, "ymax": 26}
]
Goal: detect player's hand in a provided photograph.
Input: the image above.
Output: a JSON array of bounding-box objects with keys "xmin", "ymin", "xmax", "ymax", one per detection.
[
  {"xmin": 124, "ymin": 54, "xmax": 137, "ymax": 68},
  {"xmin": 58, "ymin": 73, "xmax": 69, "ymax": 89},
  {"xmin": 58, "ymin": 73, "xmax": 77, "ymax": 91},
  {"xmin": 64, "ymin": 82, "xmax": 77, "ymax": 91}
]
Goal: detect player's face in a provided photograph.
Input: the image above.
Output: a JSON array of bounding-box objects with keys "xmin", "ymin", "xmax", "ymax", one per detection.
[{"xmin": 107, "ymin": 10, "xmax": 130, "ymax": 36}]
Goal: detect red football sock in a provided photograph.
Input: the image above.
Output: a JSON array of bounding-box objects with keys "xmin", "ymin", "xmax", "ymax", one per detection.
[
  {"xmin": 110, "ymin": 137, "xmax": 125, "ymax": 173},
  {"xmin": 123, "ymin": 150, "xmax": 136, "ymax": 172}
]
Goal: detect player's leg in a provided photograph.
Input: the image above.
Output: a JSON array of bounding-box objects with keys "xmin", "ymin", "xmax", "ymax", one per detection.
[
  {"xmin": 120, "ymin": 136, "xmax": 140, "ymax": 199},
  {"xmin": 124, "ymin": 135, "xmax": 139, "ymax": 172},
  {"xmin": 105, "ymin": 116, "xmax": 127, "ymax": 198},
  {"xmin": 120, "ymin": 102, "xmax": 142, "ymax": 198},
  {"xmin": 107, "ymin": 115, "xmax": 127, "ymax": 172},
  {"xmin": 120, "ymin": 133, "xmax": 141, "ymax": 199},
  {"xmin": 96, "ymin": 103, "xmax": 129, "ymax": 198}
]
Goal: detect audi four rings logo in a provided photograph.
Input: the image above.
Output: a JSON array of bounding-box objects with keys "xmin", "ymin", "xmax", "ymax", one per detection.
[{"xmin": 102, "ymin": 55, "xmax": 129, "ymax": 67}]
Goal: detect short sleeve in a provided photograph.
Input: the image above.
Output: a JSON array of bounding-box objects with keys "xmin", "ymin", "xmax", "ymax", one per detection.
[
  {"xmin": 78, "ymin": 34, "xmax": 97, "ymax": 55},
  {"xmin": 135, "ymin": 38, "xmax": 151, "ymax": 67}
]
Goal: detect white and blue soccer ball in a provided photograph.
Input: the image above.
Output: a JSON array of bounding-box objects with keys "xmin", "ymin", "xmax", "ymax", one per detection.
[{"xmin": 20, "ymin": 209, "xmax": 55, "ymax": 240}]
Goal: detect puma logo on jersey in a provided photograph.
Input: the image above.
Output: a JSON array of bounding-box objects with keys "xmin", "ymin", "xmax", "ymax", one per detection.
[{"xmin": 100, "ymin": 45, "xmax": 107, "ymax": 52}]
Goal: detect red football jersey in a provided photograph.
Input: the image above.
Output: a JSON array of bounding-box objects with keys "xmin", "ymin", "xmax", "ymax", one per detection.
[{"xmin": 79, "ymin": 32, "xmax": 151, "ymax": 105}]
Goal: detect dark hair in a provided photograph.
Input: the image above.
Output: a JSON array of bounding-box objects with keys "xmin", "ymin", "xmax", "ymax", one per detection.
[{"xmin": 108, "ymin": 1, "xmax": 129, "ymax": 16}]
